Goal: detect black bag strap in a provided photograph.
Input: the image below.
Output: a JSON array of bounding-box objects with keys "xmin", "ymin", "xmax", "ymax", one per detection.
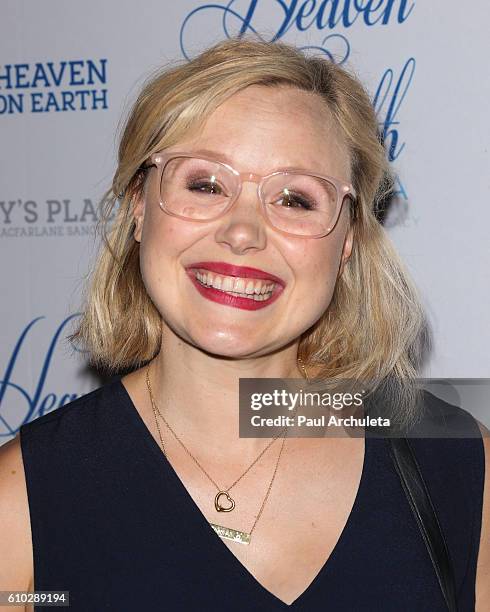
[{"xmin": 388, "ymin": 437, "xmax": 458, "ymax": 612}]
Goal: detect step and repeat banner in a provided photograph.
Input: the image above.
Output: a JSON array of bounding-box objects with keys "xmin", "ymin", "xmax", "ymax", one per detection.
[{"xmin": 1, "ymin": 1, "xmax": 489, "ymax": 442}]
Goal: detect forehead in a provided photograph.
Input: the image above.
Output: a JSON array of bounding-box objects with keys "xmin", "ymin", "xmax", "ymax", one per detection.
[{"xmin": 168, "ymin": 85, "xmax": 351, "ymax": 180}]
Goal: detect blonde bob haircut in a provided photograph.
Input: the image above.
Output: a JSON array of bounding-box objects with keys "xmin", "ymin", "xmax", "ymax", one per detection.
[{"xmin": 70, "ymin": 37, "xmax": 430, "ymax": 429}]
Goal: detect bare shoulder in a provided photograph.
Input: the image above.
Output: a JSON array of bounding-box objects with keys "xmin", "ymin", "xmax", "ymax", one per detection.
[
  {"xmin": 475, "ymin": 419, "xmax": 490, "ymax": 611},
  {"xmin": 0, "ymin": 434, "xmax": 33, "ymax": 595}
]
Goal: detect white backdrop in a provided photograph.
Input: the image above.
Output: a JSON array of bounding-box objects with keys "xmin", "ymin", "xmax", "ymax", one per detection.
[{"xmin": 1, "ymin": 0, "xmax": 489, "ymax": 442}]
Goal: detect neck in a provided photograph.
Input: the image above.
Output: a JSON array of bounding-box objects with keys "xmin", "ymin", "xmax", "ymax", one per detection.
[{"xmin": 147, "ymin": 331, "xmax": 304, "ymax": 463}]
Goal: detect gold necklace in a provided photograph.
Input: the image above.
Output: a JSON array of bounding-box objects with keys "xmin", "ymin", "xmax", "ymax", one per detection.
[{"xmin": 145, "ymin": 357, "xmax": 309, "ymax": 545}]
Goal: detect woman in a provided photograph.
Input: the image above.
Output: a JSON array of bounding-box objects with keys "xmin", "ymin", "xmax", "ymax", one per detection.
[{"xmin": 0, "ymin": 38, "xmax": 488, "ymax": 611}]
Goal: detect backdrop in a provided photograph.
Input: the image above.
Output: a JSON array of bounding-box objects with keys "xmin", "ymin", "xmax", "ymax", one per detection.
[{"xmin": 1, "ymin": 1, "xmax": 489, "ymax": 442}]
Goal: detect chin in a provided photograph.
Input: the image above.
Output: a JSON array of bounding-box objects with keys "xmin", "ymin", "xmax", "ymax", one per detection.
[{"xmin": 190, "ymin": 332, "xmax": 263, "ymax": 358}]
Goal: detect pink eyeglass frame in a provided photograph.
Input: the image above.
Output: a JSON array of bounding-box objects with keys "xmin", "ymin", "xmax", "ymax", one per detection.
[{"xmin": 146, "ymin": 151, "xmax": 357, "ymax": 239}]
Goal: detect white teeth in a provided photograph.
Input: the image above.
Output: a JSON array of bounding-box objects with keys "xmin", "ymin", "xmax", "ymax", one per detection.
[
  {"xmin": 222, "ymin": 276, "xmax": 234, "ymax": 292},
  {"xmin": 195, "ymin": 270, "xmax": 275, "ymax": 294},
  {"xmin": 194, "ymin": 269, "xmax": 276, "ymax": 300},
  {"xmin": 225, "ymin": 291, "xmax": 272, "ymax": 301},
  {"xmin": 245, "ymin": 280, "xmax": 255, "ymax": 295},
  {"xmin": 233, "ymin": 278, "xmax": 246, "ymax": 293}
]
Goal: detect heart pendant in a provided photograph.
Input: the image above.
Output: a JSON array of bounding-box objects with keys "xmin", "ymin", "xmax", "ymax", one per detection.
[{"xmin": 214, "ymin": 490, "xmax": 235, "ymax": 512}]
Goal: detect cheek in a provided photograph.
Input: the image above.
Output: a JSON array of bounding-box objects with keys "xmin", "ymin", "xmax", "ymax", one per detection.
[
  {"xmin": 140, "ymin": 204, "xmax": 193, "ymax": 264},
  {"xmin": 286, "ymin": 231, "xmax": 346, "ymax": 310},
  {"xmin": 138, "ymin": 208, "xmax": 213, "ymax": 310},
  {"xmin": 138, "ymin": 214, "xmax": 184, "ymax": 298}
]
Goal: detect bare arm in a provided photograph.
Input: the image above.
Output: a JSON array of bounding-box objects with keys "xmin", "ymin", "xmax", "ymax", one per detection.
[
  {"xmin": 0, "ymin": 434, "xmax": 34, "ymax": 612},
  {"xmin": 476, "ymin": 420, "xmax": 490, "ymax": 610}
]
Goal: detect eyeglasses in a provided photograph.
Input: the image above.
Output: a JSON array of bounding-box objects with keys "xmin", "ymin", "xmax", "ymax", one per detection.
[{"xmin": 144, "ymin": 152, "xmax": 356, "ymax": 238}]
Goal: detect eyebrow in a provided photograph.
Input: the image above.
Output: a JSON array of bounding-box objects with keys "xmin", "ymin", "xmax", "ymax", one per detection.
[
  {"xmin": 187, "ymin": 148, "xmax": 235, "ymax": 165},
  {"xmin": 184, "ymin": 147, "xmax": 320, "ymax": 175}
]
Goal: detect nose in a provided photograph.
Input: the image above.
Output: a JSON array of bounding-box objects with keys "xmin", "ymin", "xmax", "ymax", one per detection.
[{"xmin": 213, "ymin": 181, "xmax": 267, "ymax": 254}]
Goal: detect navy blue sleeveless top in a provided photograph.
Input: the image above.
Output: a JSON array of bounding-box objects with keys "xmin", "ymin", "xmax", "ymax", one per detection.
[{"xmin": 20, "ymin": 380, "xmax": 484, "ymax": 611}]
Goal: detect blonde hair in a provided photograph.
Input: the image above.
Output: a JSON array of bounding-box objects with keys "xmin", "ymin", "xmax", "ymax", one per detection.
[{"xmin": 69, "ymin": 37, "xmax": 430, "ymax": 429}]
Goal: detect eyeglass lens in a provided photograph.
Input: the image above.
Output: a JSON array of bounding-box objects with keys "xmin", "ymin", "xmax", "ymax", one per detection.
[{"xmin": 160, "ymin": 157, "xmax": 340, "ymax": 236}]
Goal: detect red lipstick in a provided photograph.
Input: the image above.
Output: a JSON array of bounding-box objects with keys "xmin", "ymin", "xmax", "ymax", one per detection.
[
  {"xmin": 185, "ymin": 261, "xmax": 285, "ymax": 311},
  {"xmin": 186, "ymin": 261, "xmax": 285, "ymax": 286}
]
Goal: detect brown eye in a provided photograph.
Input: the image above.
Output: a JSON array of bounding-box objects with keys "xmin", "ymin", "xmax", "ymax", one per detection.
[
  {"xmin": 187, "ymin": 179, "xmax": 224, "ymax": 195},
  {"xmin": 275, "ymin": 190, "xmax": 316, "ymax": 211}
]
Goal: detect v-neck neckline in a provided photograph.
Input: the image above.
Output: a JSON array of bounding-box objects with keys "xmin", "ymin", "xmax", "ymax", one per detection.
[{"xmin": 115, "ymin": 378, "xmax": 372, "ymax": 608}]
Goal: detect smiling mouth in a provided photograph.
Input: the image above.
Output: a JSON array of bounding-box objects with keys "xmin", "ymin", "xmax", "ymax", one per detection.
[{"xmin": 192, "ymin": 268, "xmax": 277, "ymax": 301}]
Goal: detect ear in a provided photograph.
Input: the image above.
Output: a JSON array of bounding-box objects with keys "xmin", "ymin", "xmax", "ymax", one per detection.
[
  {"xmin": 133, "ymin": 193, "xmax": 145, "ymax": 243},
  {"xmin": 338, "ymin": 224, "xmax": 354, "ymax": 277}
]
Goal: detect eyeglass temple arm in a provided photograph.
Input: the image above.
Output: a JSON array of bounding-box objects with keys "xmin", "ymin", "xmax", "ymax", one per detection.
[{"xmin": 138, "ymin": 163, "xmax": 157, "ymax": 171}]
